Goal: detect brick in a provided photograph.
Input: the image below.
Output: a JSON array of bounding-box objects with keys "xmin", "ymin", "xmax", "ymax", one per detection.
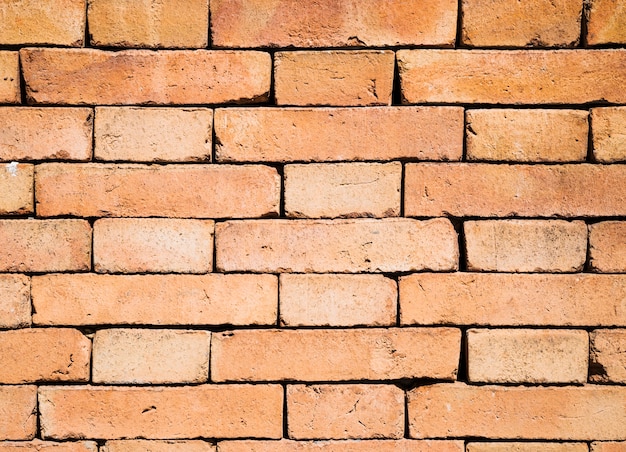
[
  {"xmin": 210, "ymin": 0, "xmax": 457, "ymax": 47},
  {"xmin": 95, "ymin": 107, "xmax": 212, "ymax": 162},
  {"xmin": 218, "ymin": 440, "xmax": 465, "ymax": 452},
  {"xmin": 467, "ymin": 443, "xmax": 589, "ymax": 452},
  {"xmin": 590, "ymin": 222, "xmax": 626, "ymax": 272},
  {"xmin": 21, "ymin": 48, "xmax": 271, "ymax": 105},
  {"xmin": 215, "ymin": 107, "xmax": 463, "ymax": 163},
  {"xmin": 93, "ymin": 329, "xmax": 210, "ymax": 384},
  {"xmin": 285, "ymin": 163, "xmax": 401, "ymax": 218},
  {"xmin": 31, "ymin": 273, "xmax": 277, "ymax": 326},
  {"xmin": 93, "ymin": 218, "xmax": 214, "ymax": 274},
  {"xmin": 287, "ymin": 384, "xmax": 404, "ymax": 440},
  {"xmin": 211, "ymin": 328, "xmax": 460, "ymax": 382},
  {"xmin": 591, "ymin": 442, "xmax": 626, "ymax": 452},
  {"xmin": 102, "ymin": 441, "xmax": 214, "ymax": 452},
  {"xmin": 275, "ymin": 51, "xmax": 394, "ymax": 106},
  {"xmin": 279, "ymin": 274, "xmax": 396, "ymax": 327},
  {"xmin": 0, "ymin": 0, "xmax": 85, "ymax": 46},
  {"xmin": 0, "ymin": 441, "xmax": 97, "ymax": 451},
  {"xmin": 466, "ymin": 109, "xmax": 588, "ymax": 162},
  {"xmin": 0, "ymin": 108, "xmax": 92, "ymax": 161},
  {"xmin": 592, "ymin": 107, "xmax": 626, "ymax": 162},
  {"xmin": 400, "ymin": 273, "xmax": 626, "ymax": 326},
  {"xmin": 0, "ymin": 328, "xmax": 90, "ymax": 384},
  {"xmin": 398, "ymin": 49, "xmax": 626, "ymax": 104},
  {"xmin": 36, "ymin": 163, "xmax": 280, "ymax": 218},
  {"xmin": 0, "ymin": 386, "xmax": 37, "ymax": 440},
  {"xmin": 461, "ymin": 0, "xmax": 581, "ymax": 47},
  {"xmin": 216, "ymin": 218, "xmax": 458, "ymax": 273},
  {"xmin": 590, "ymin": 329, "xmax": 626, "ymax": 384},
  {"xmin": 0, "ymin": 220, "xmax": 91, "ymax": 272},
  {"xmin": 0, "ymin": 275, "xmax": 30, "ymax": 329},
  {"xmin": 405, "ymin": 163, "xmax": 626, "ymax": 217},
  {"xmin": 0, "ymin": 52, "xmax": 19, "ymax": 104},
  {"xmin": 408, "ymin": 383, "xmax": 626, "ymax": 440},
  {"xmin": 464, "ymin": 220, "xmax": 587, "ymax": 272},
  {"xmin": 467, "ymin": 329, "xmax": 588, "ymax": 383},
  {"xmin": 587, "ymin": 0, "xmax": 626, "ymax": 45},
  {"xmin": 39, "ymin": 385, "xmax": 282, "ymax": 440},
  {"xmin": 0, "ymin": 163, "xmax": 33, "ymax": 215},
  {"xmin": 88, "ymin": 0, "xmax": 208, "ymax": 48}
]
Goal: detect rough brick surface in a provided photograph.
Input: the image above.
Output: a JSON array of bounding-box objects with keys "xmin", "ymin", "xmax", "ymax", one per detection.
[
  {"xmin": 218, "ymin": 440, "xmax": 465, "ymax": 452},
  {"xmin": 101, "ymin": 441, "xmax": 215, "ymax": 452},
  {"xmin": 467, "ymin": 444, "xmax": 588, "ymax": 452},
  {"xmin": 592, "ymin": 107, "xmax": 626, "ymax": 162},
  {"xmin": 591, "ymin": 442, "xmax": 626, "ymax": 452},
  {"xmin": 0, "ymin": 52, "xmax": 19, "ymax": 104},
  {"xmin": 590, "ymin": 222, "xmax": 626, "ymax": 273},
  {"xmin": 587, "ymin": 0, "xmax": 626, "ymax": 45},
  {"xmin": 0, "ymin": 163, "xmax": 33, "ymax": 215},
  {"xmin": 0, "ymin": 441, "xmax": 97, "ymax": 451},
  {"xmin": 0, "ymin": 386, "xmax": 37, "ymax": 440},
  {"xmin": 590, "ymin": 329, "xmax": 626, "ymax": 384},
  {"xmin": 0, "ymin": 275, "xmax": 30, "ymax": 329}
]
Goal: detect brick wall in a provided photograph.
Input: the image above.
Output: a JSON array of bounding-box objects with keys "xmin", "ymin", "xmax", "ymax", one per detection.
[{"xmin": 1, "ymin": 0, "xmax": 626, "ymax": 450}]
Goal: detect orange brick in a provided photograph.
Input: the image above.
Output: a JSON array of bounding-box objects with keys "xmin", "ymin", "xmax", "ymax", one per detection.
[
  {"xmin": 467, "ymin": 329, "xmax": 588, "ymax": 383},
  {"xmin": 92, "ymin": 329, "xmax": 210, "ymax": 384},
  {"xmin": 408, "ymin": 383, "xmax": 626, "ymax": 440},
  {"xmin": 39, "ymin": 385, "xmax": 282, "ymax": 440},
  {"xmin": 587, "ymin": 0, "xmax": 626, "ymax": 45},
  {"xmin": 0, "ymin": 108, "xmax": 92, "ymax": 161},
  {"xmin": 211, "ymin": 328, "xmax": 460, "ymax": 382},
  {"xmin": 216, "ymin": 219, "xmax": 458, "ymax": 273},
  {"xmin": 0, "ymin": 52, "xmax": 19, "ymax": 104},
  {"xmin": 0, "ymin": 275, "xmax": 30, "ymax": 328},
  {"xmin": 398, "ymin": 50, "xmax": 626, "ymax": 104},
  {"xmin": 0, "ymin": 163, "xmax": 33, "ymax": 215},
  {"xmin": 461, "ymin": 0, "xmax": 581, "ymax": 47},
  {"xmin": 285, "ymin": 163, "xmax": 401, "ymax": 218},
  {"xmin": 590, "ymin": 329, "xmax": 626, "ymax": 384},
  {"xmin": 592, "ymin": 107, "xmax": 626, "ymax": 162},
  {"xmin": 36, "ymin": 163, "xmax": 280, "ymax": 218},
  {"xmin": 31, "ymin": 273, "xmax": 277, "ymax": 326},
  {"xmin": 0, "ymin": 328, "xmax": 90, "ymax": 384},
  {"xmin": 287, "ymin": 384, "xmax": 404, "ymax": 440},
  {"xmin": 0, "ymin": 386, "xmax": 37, "ymax": 440},
  {"xmin": 218, "ymin": 440, "xmax": 465, "ymax": 452},
  {"xmin": 88, "ymin": 0, "xmax": 208, "ymax": 48},
  {"xmin": 275, "ymin": 51, "xmax": 394, "ymax": 106},
  {"xmin": 464, "ymin": 220, "xmax": 587, "ymax": 272},
  {"xmin": 0, "ymin": 220, "xmax": 91, "ymax": 272},
  {"xmin": 93, "ymin": 218, "xmax": 214, "ymax": 274},
  {"xmin": 215, "ymin": 107, "xmax": 463, "ymax": 163},
  {"xmin": 21, "ymin": 48, "xmax": 271, "ymax": 105},
  {"xmin": 279, "ymin": 274, "xmax": 396, "ymax": 327},
  {"xmin": 102, "ymin": 441, "xmax": 214, "ymax": 452},
  {"xmin": 591, "ymin": 442, "xmax": 626, "ymax": 452},
  {"xmin": 466, "ymin": 109, "xmax": 588, "ymax": 162},
  {"xmin": 95, "ymin": 107, "xmax": 212, "ymax": 162},
  {"xmin": 210, "ymin": 0, "xmax": 457, "ymax": 47},
  {"xmin": 0, "ymin": 441, "xmax": 97, "ymax": 451},
  {"xmin": 405, "ymin": 163, "xmax": 626, "ymax": 217},
  {"xmin": 590, "ymin": 222, "xmax": 626, "ymax": 272},
  {"xmin": 467, "ymin": 443, "xmax": 588, "ymax": 452},
  {"xmin": 0, "ymin": 0, "xmax": 85, "ymax": 46}
]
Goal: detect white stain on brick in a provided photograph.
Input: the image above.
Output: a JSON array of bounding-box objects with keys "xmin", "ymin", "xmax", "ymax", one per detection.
[{"xmin": 6, "ymin": 162, "xmax": 18, "ymax": 176}]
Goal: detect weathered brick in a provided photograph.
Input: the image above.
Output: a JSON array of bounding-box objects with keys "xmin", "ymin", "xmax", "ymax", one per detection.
[
  {"xmin": 592, "ymin": 107, "xmax": 626, "ymax": 162},
  {"xmin": 0, "ymin": 163, "xmax": 33, "ymax": 215},
  {"xmin": 275, "ymin": 51, "xmax": 394, "ymax": 106},
  {"xmin": 398, "ymin": 50, "xmax": 626, "ymax": 104},
  {"xmin": 211, "ymin": 328, "xmax": 460, "ymax": 382},
  {"xmin": 0, "ymin": 386, "xmax": 37, "ymax": 440},
  {"xmin": 0, "ymin": 220, "xmax": 91, "ymax": 272},
  {"xmin": 587, "ymin": 0, "xmax": 626, "ymax": 45},
  {"xmin": 405, "ymin": 163, "xmax": 626, "ymax": 217},
  {"xmin": 287, "ymin": 385, "xmax": 404, "ymax": 440},
  {"xmin": 285, "ymin": 163, "xmax": 401, "ymax": 218},
  {"xmin": 0, "ymin": 52, "xmax": 19, "ymax": 104},
  {"xmin": 0, "ymin": 328, "xmax": 90, "ymax": 384},
  {"xmin": 467, "ymin": 329, "xmax": 588, "ymax": 383},
  {"xmin": 21, "ymin": 48, "xmax": 271, "ymax": 105},
  {"xmin": 590, "ymin": 329, "xmax": 626, "ymax": 384},
  {"xmin": 218, "ymin": 440, "xmax": 464, "ymax": 452},
  {"xmin": 36, "ymin": 164, "xmax": 280, "ymax": 218},
  {"xmin": 31, "ymin": 273, "xmax": 277, "ymax": 326},
  {"xmin": 102, "ymin": 441, "xmax": 214, "ymax": 452},
  {"xmin": 39, "ymin": 385, "xmax": 282, "ymax": 440},
  {"xmin": 93, "ymin": 218, "xmax": 214, "ymax": 274},
  {"xmin": 591, "ymin": 442, "xmax": 626, "ymax": 452},
  {"xmin": 0, "ymin": 275, "xmax": 30, "ymax": 329},
  {"xmin": 215, "ymin": 107, "xmax": 463, "ymax": 163},
  {"xmin": 88, "ymin": 0, "xmax": 208, "ymax": 48},
  {"xmin": 92, "ymin": 329, "xmax": 210, "ymax": 384},
  {"xmin": 590, "ymin": 222, "xmax": 626, "ymax": 272},
  {"xmin": 466, "ymin": 109, "xmax": 588, "ymax": 162},
  {"xmin": 279, "ymin": 274, "xmax": 396, "ymax": 327},
  {"xmin": 467, "ymin": 443, "xmax": 589, "ymax": 452},
  {"xmin": 95, "ymin": 107, "xmax": 212, "ymax": 162},
  {"xmin": 408, "ymin": 383, "xmax": 626, "ymax": 440},
  {"xmin": 210, "ymin": 0, "xmax": 457, "ymax": 47},
  {"xmin": 461, "ymin": 0, "xmax": 581, "ymax": 47},
  {"xmin": 464, "ymin": 220, "xmax": 587, "ymax": 272},
  {"xmin": 0, "ymin": 441, "xmax": 98, "ymax": 451},
  {"xmin": 216, "ymin": 219, "xmax": 458, "ymax": 273}
]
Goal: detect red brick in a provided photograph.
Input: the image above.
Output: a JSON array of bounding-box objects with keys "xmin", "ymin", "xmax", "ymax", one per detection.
[
  {"xmin": 0, "ymin": 386, "xmax": 37, "ymax": 440},
  {"xmin": 102, "ymin": 441, "xmax": 214, "ymax": 452},
  {"xmin": 589, "ymin": 221, "xmax": 626, "ymax": 272},
  {"xmin": 0, "ymin": 163, "xmax": 33, "ymax": 215},
  {"xmin": 0, "ymin": 275, "xmax": 30, "ymax": 329},
  {"xmin": 0, "ymin": 220, "xmax": 91, "ymax": 272},
  {"xmin": 398, "ymin": 50, "xmax": 626, "ymax": 104},
  {"xmin": 287, "ymin": 384, "xmax": 404, "ymax": 440},
  {"xmin": 39, "ymin": 385, "xmax": 282, "ymax": 440},
  {"xmin": 216, "ymin": 219, "xmax": 458, "ymax": 273},
  {"xmin": 93, "ymin": 218, "xmax": 214, "ymax": 274},
  {"xmin": 35, "ymin": 163, "xmax": 280, "ymax": 218},
  {"xmin": 467, "ymin": 443, "xmax": 588, "ymax": 452},
  {"xmin": 0, "ymin": 52, "xmax": 19, "ymax": 104},
  {"xmin": 587, "ymin": 0, "xmax": 626, "ymax": 45},
  {"xmin": 211, "ymin": 328, "xmax": 460, "ymax": 382},
  {"xmin": 218, "ymin": 440, "xmax": 464, "ymax": 452},
  {"xmin": 31, "ymin": 273, "xmax": 277, "ymax": 326},
  {"xmin": 592, "ymin": 107, "xmax": 626, "ymax": 162},
  {"xmin": 590, "ymin": 329, "xmax": 626, "ymax": 384},
  {"xmin": 21, "ymin": 48, "xmax": 271, "ymax": 105},
  {"xmin": 275, "ymin": 51, "xmax": 394, "ymax": 106},
  {"xmin": 591, "ymin": 442, "xmax": 626, "ymax": 452},
  {"xmin": 214, "ymin": 107, "xmax": 463, "ymax": 163},
  {"xmin": 0, "ymin": 441, "xmax": 97, "ymax": 451}
]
